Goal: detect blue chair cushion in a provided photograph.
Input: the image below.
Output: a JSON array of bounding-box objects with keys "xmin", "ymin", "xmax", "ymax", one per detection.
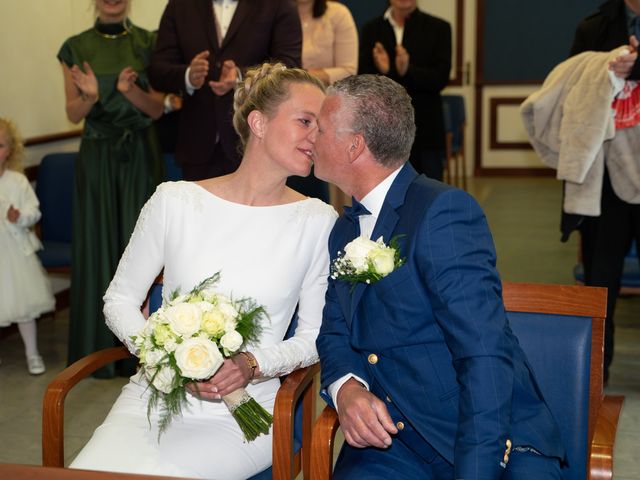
[
  {"xmin": 441, "ymin": 95, "xmax": 466, "ymax": 153},
  {"xmin": 36, "ymin": 153, "xmax": 75, "ymax": 244},
  {"xmin": 163, "ymin": 153, "xmax": 183, "ymax": 182},
  {"xmin": 37, "ymin": 241, "xmax": 72, "ymax": 269},
  {"xmin": 508, "ymin": 312, "xmax": 591, "ymax": 480}
]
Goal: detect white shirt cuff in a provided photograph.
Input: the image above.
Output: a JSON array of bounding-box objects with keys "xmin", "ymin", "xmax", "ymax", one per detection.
[
  {"xmin": 184, "ymin": 67, "xmax": 196, "ymax": 95},
  {"xmin": 328, "ymin": 373, "xmax": 369, "ymax": 412}
]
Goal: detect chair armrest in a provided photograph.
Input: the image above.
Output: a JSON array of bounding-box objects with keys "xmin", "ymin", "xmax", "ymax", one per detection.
[
  {"xmin": 589, "ymin": 394, "xmax": 624, "ymax": 480},
  {"xmin": 272, "ymin": 362, "xmax": 320, "ymax": 480},
  {"xmin": 42, "ymin": 346, "xmax": 133, "ymax": 468},
  {"xmin": 310, "ymin": 405, "xmax": 340, "ymax": 480}
]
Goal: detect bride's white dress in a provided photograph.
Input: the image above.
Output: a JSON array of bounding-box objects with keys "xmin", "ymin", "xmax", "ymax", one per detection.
[{"xmin": 70, "ymin": 182, "xmax": 337, "ymax": 479}]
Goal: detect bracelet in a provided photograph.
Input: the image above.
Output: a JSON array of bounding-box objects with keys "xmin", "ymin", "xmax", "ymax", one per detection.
[{"xmin": 239, "ymin": 352, "xmax": 257, "ymax": 379}]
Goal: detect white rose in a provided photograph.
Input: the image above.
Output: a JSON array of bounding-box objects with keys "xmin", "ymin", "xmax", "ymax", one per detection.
[
  {"xmin": 344, "ymin": 236, "xmax": 379, "ymax": 272},
  {"xmin": 149, "ymin": 365, "xmax": 177, "ymax": 394},
  {"xmin": 164, "ymin": 337, "xmax": 178, "ymax": 353},
  {"xmin": 201, "ymin": 309, "xmax": 226, "ymax": 337},
  {"xmin": 143, "ymin": 348, "xmax": 165, "ymax": 367},
  {"xmin": 218, "ymin": 299, "xmax": 239, "ymax": 320},
  {"xmin": 220, "ymin": 330, "xmax": 243, "ymax": 354},
  {"xmin": 174, "ymin": 337, "xmax": 223, "ymax": 379},
  {"xmin": 369, "ymin": 247, "xmax": 396, "ymax": 276},
  {"xmin": 165, "ymin": 303, "xmax": 202, "ymax": 338},
  {"xmin": 196, "ymin": 302, "xmax": 216, "ymax": 312}
]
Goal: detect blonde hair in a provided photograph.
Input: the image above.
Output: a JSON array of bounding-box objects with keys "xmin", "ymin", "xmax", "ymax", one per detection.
[
  {"xmin": 232, "ymin": 62, "xmax": 325, "ymax": 151},
  {"xmin": 0, "ymin": 118, "xmax": 25, "ymax": 174}
]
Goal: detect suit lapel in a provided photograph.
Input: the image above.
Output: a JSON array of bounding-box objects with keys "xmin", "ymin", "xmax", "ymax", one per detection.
[
  {"xmin": 348, "ymin": 163, "xmax": 419, "ymax": 322},
  {"xmin": 221, "ymin": 0, "xmax": 249, "ymax": 50},
  {"xmin": 199, "ymin": 0, "xmax": 220, "ymax": 53}
]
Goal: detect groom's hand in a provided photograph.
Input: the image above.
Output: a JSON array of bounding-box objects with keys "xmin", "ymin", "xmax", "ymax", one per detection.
[{"xmin": 336, "ymin": 378, "xmax": 398, "ymax": 449}]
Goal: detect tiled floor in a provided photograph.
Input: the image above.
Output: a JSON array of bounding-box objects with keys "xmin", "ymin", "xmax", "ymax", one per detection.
[{"xmin": 0, "ymin": 177, "xmax": 638, "ymax": 478}]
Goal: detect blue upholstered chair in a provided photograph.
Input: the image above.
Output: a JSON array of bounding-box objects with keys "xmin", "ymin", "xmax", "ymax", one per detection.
[
  {"xmin": 441, "ymin": 95, "xmax": 467, "ymax": 190},
  {"xmin": 35, "ymin": 152, "xmax": 76, "ymax": 272},
  {"xmin": 163, "ymin": 153, "xmax": 183, "ymax": 182},
  {"xmin": 43, "ymin": 280, "xmax": 318, "ymax": 479},
  {"xmin": 309, "ymin": 282, "xmax": 623, "ymax": 480},
  {"xmin": 574, "ymin": 241, "xmax": 640, "ymax": 295}
]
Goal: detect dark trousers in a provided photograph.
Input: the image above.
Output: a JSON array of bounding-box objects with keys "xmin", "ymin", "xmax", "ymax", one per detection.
[{"xmin": 579, "ymin": 169, "xmax": 640, "ymax": 382}]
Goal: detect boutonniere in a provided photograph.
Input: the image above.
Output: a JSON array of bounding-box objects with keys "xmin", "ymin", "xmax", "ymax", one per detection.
[{"xmin": 331, "ymin": 235, "xmax": 405, "ymax": 286}]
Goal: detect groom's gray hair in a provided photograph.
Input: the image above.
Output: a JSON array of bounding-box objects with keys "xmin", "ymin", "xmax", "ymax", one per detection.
[{"xmin": 327, "ymin": 74, "xmax": 416, "ymax": 168}]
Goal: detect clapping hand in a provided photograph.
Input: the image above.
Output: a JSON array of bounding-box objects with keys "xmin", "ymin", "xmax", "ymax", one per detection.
[
  {"xmin": 117, "ymin": 66, "xmax": 138, "ymax": 94},
  {"xmin": 608, "ymin": 36, "xmax": 639, "ymax": 78},
  {"xmin": 70, "ymin": 61, "xmax": 99, "ymax": 103},
  {"xmin": 336, "ymin": 378, "xmax": 398, "ymax": 449},
  {"xmin": 210, "ymin": 59, "xmax": 238, "ymax": 96},
  {"xmin": 395, "ymin": 45, "xmax": 410, "ymax": 77},
  {"xmin": 188, "ymin": 50, "xmax": 210, "ymax": 89},
  {"xmin": 7, "ymin": 204, "xmax": 20, "ymax": 223},
  {"xmin": 372, "ymin": 42, "xmax": 390, "ymax": 75}
]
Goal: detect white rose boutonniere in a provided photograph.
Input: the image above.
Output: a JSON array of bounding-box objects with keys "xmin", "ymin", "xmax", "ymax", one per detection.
[{"xmin": 331, "ymin": 235, "xmax": 405, "ymax": 287}]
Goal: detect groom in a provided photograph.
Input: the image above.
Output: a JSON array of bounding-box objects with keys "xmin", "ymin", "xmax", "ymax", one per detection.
[{"xmin": 313, "ymin": 75, "xmax": 566, "ymax": 479}]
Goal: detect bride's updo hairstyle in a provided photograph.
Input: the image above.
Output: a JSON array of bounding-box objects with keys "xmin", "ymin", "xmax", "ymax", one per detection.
[{"xmin": 233, "ymin": 62, "xmax": 325, "ymax": 151}]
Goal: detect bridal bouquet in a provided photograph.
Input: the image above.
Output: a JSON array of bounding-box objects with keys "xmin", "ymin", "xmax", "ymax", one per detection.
[
  {"xmin": 132, "ymin": 273, "xmax": 272, "ymax": 441},
  {"xmin": 331, "ymin": 235, "xmax": 405, "ymax": 286}
]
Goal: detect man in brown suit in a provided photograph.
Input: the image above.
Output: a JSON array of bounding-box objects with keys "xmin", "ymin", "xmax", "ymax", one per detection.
[{"xmin": 149, "ymin": 0, "xmax": 302, "ymax": 180}]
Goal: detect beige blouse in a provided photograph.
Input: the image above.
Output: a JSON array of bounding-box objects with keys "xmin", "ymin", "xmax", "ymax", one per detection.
[{"xmin": 301, "ymin": 1, "xmax": 358, "ymax": 84}]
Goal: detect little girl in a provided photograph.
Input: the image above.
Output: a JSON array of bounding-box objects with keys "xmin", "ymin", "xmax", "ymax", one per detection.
[{"xmin": 0, "ymin": 118, "xmax": 55, "ymax": 375}]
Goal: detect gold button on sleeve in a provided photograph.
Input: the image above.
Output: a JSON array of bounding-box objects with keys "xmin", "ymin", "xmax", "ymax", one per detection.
[
  {"xmin": 396, "ymin": 421, "xmax": 405, "ymax": 430},
  {"xmin": 367, "ymin": 353, "xmax": 378, "ymax": 364}
]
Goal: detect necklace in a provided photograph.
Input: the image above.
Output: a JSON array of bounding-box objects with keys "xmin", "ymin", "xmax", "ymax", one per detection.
[{"xmin": 94, "ymin": 18, "xmax": 131, "ymax": 39}]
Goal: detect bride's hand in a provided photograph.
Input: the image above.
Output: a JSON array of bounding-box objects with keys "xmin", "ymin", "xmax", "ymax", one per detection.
[{"xmin": 186, "ymin": 356, "xmax": 253, "ymax": 399}]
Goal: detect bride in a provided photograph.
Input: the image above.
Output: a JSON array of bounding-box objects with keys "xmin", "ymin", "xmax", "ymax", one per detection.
[{"xmin": 70, "ymin": 63, "xmax": 336, "ymax": 479}]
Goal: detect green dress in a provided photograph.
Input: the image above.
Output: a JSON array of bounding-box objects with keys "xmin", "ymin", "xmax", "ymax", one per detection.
[{"xmin": 58, "ymin": 19, "xmax": 165, "ymax": 377}]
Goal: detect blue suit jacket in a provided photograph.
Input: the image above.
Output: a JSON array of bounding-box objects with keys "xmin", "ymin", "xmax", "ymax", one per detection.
[{"xmin": 317, "ymin": 164, "xmax": 565, "ymax": 478}]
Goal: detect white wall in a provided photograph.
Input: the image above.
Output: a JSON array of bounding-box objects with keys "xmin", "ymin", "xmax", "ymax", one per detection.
[{"xmin": 0, "ymin": 0, "xmax": 166, "ymax": 144}]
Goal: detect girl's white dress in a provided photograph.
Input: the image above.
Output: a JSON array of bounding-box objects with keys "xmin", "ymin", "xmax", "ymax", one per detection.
[
  {"xmin": 0, "ymin": 170, "xmax": 55, "ymax": 326},
  {"xmin": 70, "ymin": 181, "xmax": 337, "ymax": 479}
]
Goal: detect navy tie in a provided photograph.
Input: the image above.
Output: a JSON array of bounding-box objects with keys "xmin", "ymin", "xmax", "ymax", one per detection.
[{"xmin": 343, "ymin": 198, "xmax": 370, "ymax": 223}]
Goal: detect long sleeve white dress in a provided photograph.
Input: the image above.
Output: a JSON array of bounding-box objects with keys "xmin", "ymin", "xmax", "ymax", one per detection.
[
  {"xmin": 70, "ymin": 181, "xmax": 337, "ymax": 479},
  {"xmin": 0, "ymin": 170, "xmax": 55, "ymax": 326}
]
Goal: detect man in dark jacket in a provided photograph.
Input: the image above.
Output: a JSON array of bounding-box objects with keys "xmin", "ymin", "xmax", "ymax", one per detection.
[
  {"xmin": 568, "ymin": 0, "xmax": 640, "ymax": 384},
  {"xmin": 149, "ymin": 0, "xmax": 302, "ymax": 181},
  {"xmin": 358, "ymin": 0, "xmax": 451, "ymax": 181}
]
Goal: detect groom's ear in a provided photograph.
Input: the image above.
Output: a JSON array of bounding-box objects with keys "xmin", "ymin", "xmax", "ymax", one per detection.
[
  {"xmin": 247, "ymin": 110, "xmax": 265, "ymax": 139},
  {"xmin": 348, "ymin": 133, "xmax": 366, "ymax": 163}
]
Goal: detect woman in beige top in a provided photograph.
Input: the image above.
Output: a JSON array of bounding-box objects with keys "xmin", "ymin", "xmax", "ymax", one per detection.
[{"xmin": 291, "ymin": 0, "xmax": 358, "ymax": 211}]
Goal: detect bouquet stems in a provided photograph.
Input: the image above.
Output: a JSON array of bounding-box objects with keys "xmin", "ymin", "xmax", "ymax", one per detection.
[{"xmin": 223, "ymin": 388, "xmax": 273, "ymax": 441}]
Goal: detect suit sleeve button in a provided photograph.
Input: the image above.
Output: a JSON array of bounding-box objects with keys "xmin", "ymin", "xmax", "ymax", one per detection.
[
  {"xmin": 367, "ymin": 353, "xmax": 378, "ymax": 364},
  {"xmin": 396, "ymin": 421, "xmax": 405, "ymax": 430}
]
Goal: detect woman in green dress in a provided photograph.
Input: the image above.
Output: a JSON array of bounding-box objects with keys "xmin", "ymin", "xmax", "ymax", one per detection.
[{"xmin": 58, "ymin": 0, "xmax": 165, "ymax": 377}]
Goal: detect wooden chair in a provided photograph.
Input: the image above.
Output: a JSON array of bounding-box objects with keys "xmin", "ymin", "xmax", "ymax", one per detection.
[
  {"xmin": 441, "ymin": 95, "xmax": 467, "ymax": 190},
  {"xmin": 309, "ymin": 282, "xmax": 624, "ymax": 480},
  {"xmin": 42, "ymin": 282, "xmax": 319, "ymax": 480}
]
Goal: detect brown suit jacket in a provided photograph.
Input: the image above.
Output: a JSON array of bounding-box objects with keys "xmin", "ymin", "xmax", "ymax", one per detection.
[{"xmin": 149, "ymin": 0, "xmax": 302, "ymax": 177}]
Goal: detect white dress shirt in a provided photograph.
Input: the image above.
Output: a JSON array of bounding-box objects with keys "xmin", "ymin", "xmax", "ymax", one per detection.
[
  {"xmin": 185, "ymin": 0, "xmax": 239, "ymax": 93},
  {"xmin": 327, "ymin": 166, "xmax": 403, "ymax": 409},
  {"xmin": 384, "ymin": 7, "xmax": 404, "ymax": 45}
]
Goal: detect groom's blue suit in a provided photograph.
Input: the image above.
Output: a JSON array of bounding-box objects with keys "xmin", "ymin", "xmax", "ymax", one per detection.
[{"xmin": 317, "ymin": 163, "xmax": 565, "ymax": 479}]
